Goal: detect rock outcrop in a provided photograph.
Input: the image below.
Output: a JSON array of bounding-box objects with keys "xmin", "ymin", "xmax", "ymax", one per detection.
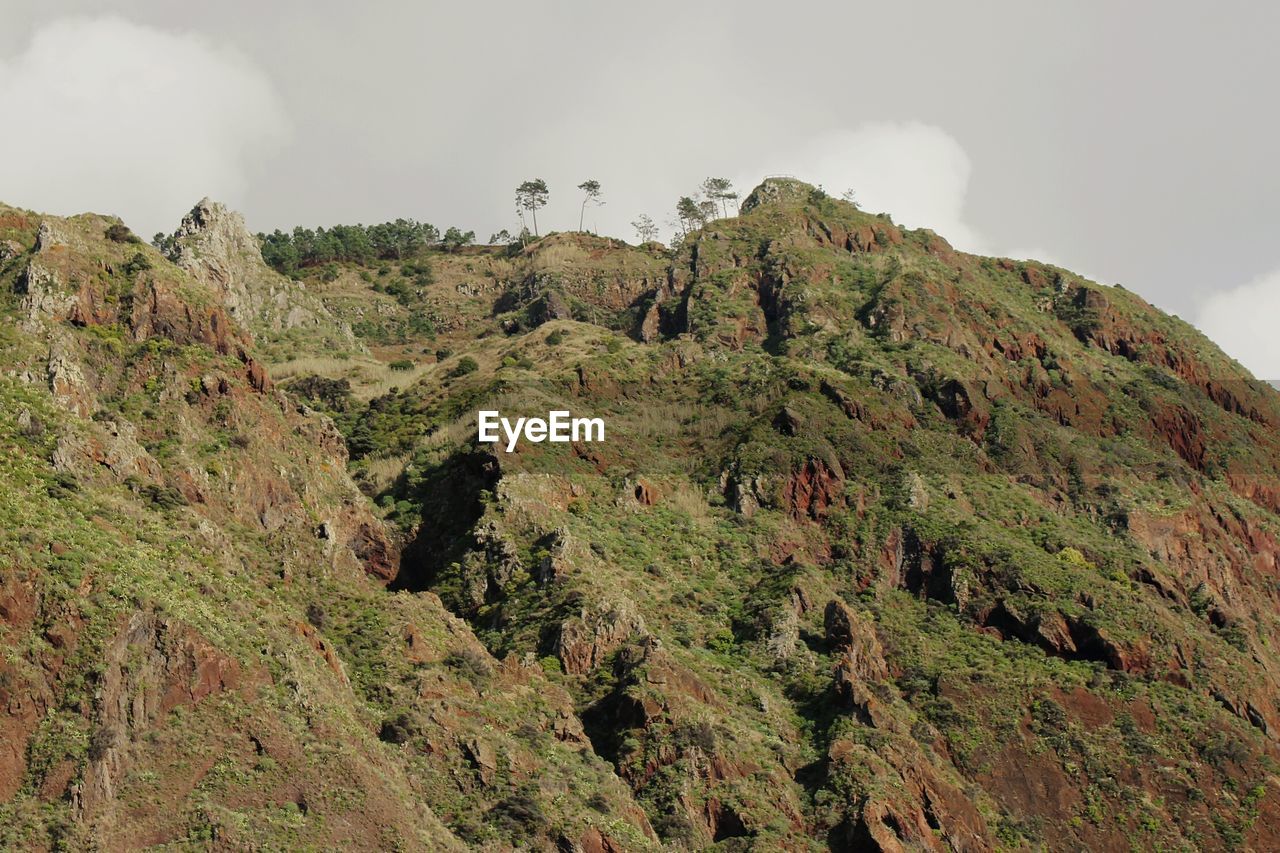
[{"xmin": 170, "ymin": 198, "xmax": 354, "ymax": 346}]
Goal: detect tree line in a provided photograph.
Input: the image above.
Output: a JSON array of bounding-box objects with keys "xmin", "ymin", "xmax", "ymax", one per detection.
[
  {"xmin": 165, "ymin": 175, "xmax": 754, "ymax": 279},
  {"xmin": 247, "ymin": 220, "xmax": 476, "ymax": 277},
  {"xmin": 512, "ymin": 176, "xmax": 742, "ymax": 246}
]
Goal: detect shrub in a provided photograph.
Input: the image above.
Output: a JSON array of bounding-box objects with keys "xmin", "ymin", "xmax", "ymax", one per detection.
[
  {"xmin": 450, "ymin": 356, "xmax": 479, "ymax": 378},
  {"xmin": 652, "ymin": 812, "xmax": 696, "ymax": 844},
  {"xmin": 88, "ymin": 726, "xmax": 119, "ymax": 761},
  {"xmin": 123, "ymin": 251, "xmax": 153, "ymax": 276},
  {"xmin": 378, "ymin": 711, "xmax": 424, "ymax": 744},
  {"xmin": 444, "ymin": 647, "xmax": 492, "ymax": 683},
  {"xmin": 403, "ymin": 261, "xmax": 435, "ymax": 287},
  {"xmin": 537, "ymin": 655, "xmax": 561, "ymax": 675},
  {"xmin": 47, "ymin": 472, "xmax": 79, "ymax": 498},
  {"xmin": 672, "ymin": 720, "xmax": 717, "ymax": 752},
  {"xmin": 285, "ymin": 375, "xmax": 352, "ymax": 411},
  {"xmin": 141, "ymin": 483, "xmax": 188, "ymax": 510},
  {"xmin": 305, "ymin": 603, "xmax": 327, "ymax": 629},
  {"xmin": 545, "ymin": 330, "xmax": 565, "ymax": 346},
  {"xmin": 389, "ymin": 359, "xmax": 414, "ymax": 372},
  {"xmin": 105, "ymin": 223, "xmax": 141, "ymax": 243},
  {"xmin": 488, "ymin": 791, "xmax": 547, "ymax": 836},
  {"xmin": 383, "ymin": 278, "xmax": 413, "ymax": 305}
]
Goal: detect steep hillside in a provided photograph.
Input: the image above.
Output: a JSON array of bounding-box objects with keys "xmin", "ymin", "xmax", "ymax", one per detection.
[
  {"xmin": 0, "ymin": 205, "xmax": 653, "ymax": 850},
  {"xmin": 4, "ymin": 177, "xmax": 1280, "ymax": 851},
  {"xmin": 282, "ymin": 179, "xmax": 1280, "ymax": 850}
]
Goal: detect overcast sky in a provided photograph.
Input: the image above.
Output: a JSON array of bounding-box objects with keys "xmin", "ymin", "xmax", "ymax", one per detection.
[{"xmin": 2, "ymin": 1, "xmax": 1278, "ymax": 377}]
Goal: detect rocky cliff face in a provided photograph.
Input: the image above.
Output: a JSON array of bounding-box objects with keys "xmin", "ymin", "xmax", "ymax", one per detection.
[{"xmin": 168, "ymin": 198, "xmax": 356, "ymax": 355}]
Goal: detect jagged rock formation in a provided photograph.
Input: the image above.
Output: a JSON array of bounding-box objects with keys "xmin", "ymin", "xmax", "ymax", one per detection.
[{"xmin": 168, "ymin": 198, "xmax": 356, "ymax": 353}]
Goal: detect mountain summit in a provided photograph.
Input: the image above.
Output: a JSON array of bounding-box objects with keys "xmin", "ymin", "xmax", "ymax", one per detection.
[{"xmin": 2, "ymin": 182, "xmax": 1279, "ymax": 849}]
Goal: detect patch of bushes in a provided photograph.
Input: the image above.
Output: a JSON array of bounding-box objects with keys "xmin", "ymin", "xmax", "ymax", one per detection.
[
  {"xmin": 487, "ymin": 790, "xmax": 547, "ymax": 836},
  {"xmin": 378, "ymin": 710, "xmax": 426, "ymax": 745},
  {"xmin": 450, "ymin": 356, "xmax": 479, "ymax": 377},
  {"xmin": 105, "ymin": 223, "xmax": 141, "ymax": 244},
  {"xmin": 141, "ymin": 483, "xmax": 188, "ymax": 510},
  {"xmin": 123, "ymin": 251, "xmax": 152, "ymax": 276},
  {"xmin": 443, "ymin": 647, "xmax": 492, "ymax": 684},
  {"xmin": 305, "ymin": 603, "xmax": 327, "ymax": 629},
  {"xmin": 284, "ymin": 375, "xmax": 353, "ymax": 412}
]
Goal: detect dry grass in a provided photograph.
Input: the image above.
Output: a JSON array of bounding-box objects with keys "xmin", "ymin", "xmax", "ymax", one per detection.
[
  {"xmin": 624, "ymin": 402, "xmax": 736, "ymax": 441},
  {"xmin": 270, "ymin": 355, "xmax": 361, "ymax": 380},
  {"xmin": 665, "ymin": 481, "xmax": 715, "ymax": 525},
  {"xmin": 269, "ymin": 355, "xmax": 436, "ymax": 400},
  {"xmin": 354, "ymin": 452, "xmax": 412, "ymax": 493},
  {"xmin": 531, "ymin": 243, "xmax": 590, "ymax": 272},
  {"xmin": 419, "ymin": 413, "xmax": 478, "ymax": 451}
]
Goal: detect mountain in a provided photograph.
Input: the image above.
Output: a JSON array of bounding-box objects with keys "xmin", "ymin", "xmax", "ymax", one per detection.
[{"xmin": 2, "ymin": 179, "xmax": 1280, "ymax": 850}]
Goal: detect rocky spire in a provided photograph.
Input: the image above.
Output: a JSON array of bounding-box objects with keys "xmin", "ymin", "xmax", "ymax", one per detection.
[{"xmin": 169, "ymin": 198, "xmax": 353, "ymax": 346}]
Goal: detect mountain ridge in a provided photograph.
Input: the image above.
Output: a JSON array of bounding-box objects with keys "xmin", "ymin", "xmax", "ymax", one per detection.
[{"xmin": 3, "ymin": 180, "xmax": 1280, "ymax": 849}]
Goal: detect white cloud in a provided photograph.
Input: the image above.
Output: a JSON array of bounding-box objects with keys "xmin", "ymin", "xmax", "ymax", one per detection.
[
  {"xmin": 0, "ymin": 17, "xmax": 289, "ymax": 238},
  {"xmin": 739, "ymin": 122, "xmax": 984, "ymax": 252},
  {"xmin": 1197, "ymin": 268, "xmax": 1280, "ymax": 380},
  {"xmin": 740, "ymin": 122, "xmax": 1110, "ymax": 284}
]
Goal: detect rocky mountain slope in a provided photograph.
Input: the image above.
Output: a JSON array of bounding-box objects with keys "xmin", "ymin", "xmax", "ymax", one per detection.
[{"xmin": 3, "ymin": 179, "xmax": 1280, "ymax": 850}]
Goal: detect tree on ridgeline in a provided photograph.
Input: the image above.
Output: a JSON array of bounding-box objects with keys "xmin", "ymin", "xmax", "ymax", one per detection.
[
  {"xmin": 516, "ymin": 179, "xmax": 550, "ymax": 237},
  {"xmin": 701, "ymin": 177, "xmax": 738, "ymax": 218},
  {"xmin": 675, "ymin": 194, "xmax": 717, "ymax": 236},
  {"xmin": 369, "ymin": 219, "xmax": 438, "ymax": 260},
  {"xmin": 577, "ymin": 180, "xmax": 602, "ymax": 232},
  {"xmin": 675, "ymin": 196, "xmax": 700, "ymax": 237},
  {"xmin": 441, "ymin": 227, "xmax": 476, "ymax": 253},
  {"xmin": 631, "ymin": 214, "xmax": 658, "ymax": 243}
]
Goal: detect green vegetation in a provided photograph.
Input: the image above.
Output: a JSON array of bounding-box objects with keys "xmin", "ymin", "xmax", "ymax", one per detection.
[
  {"xmin": 5, "ymin": 178, "xmax": 1280, "ymax": 850},
  {"xmin": 255, "ymin": 219, "xmax": 439, "ymax": 276},
  {"xmin": 104, "ymin": 222, "xmax": 141, "ymax": 244},
  {"xmin": 449, "ymin": 356, "xmax": 479, "ymax": 377}
]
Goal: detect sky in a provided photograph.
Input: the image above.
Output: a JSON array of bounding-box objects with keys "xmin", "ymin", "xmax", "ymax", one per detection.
[{"xmin": 2, "ymin": 1, "xmax": 1278, "ymax": 377}]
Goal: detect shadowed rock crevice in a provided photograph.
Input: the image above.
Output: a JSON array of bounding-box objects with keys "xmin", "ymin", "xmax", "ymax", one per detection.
[{"xmin": 391, "ymin": 449, "xmax": 501, "ymax": 593}]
